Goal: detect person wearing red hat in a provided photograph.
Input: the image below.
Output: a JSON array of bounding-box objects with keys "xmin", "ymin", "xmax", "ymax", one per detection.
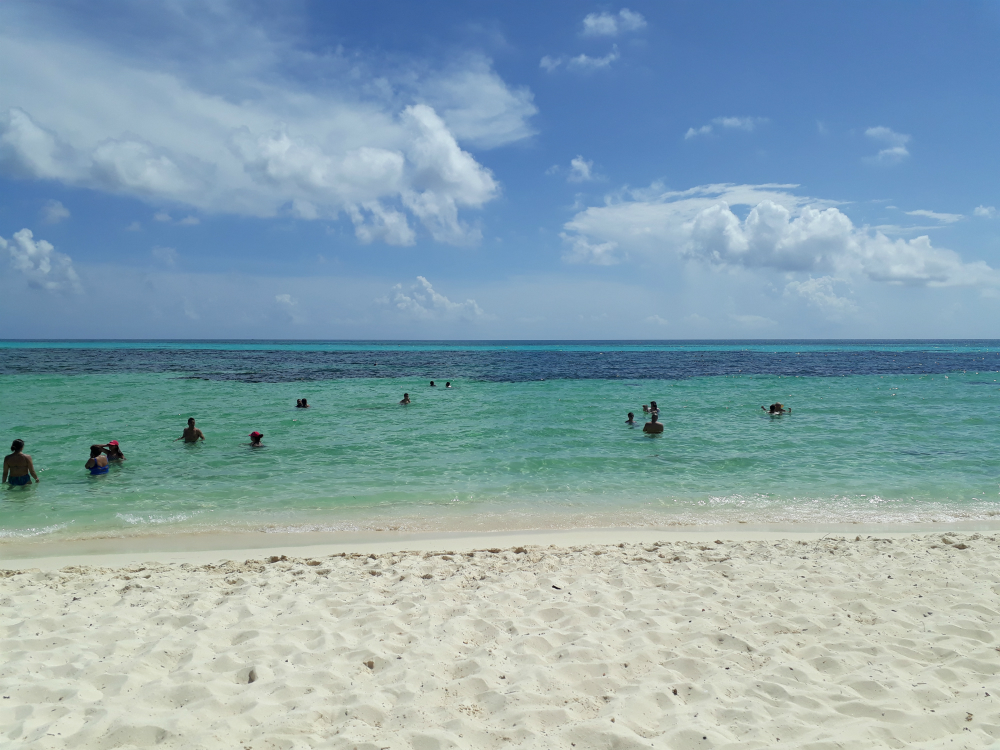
[
  {"xmin": 248, "ymin": 431, "xmax": 264, "ymax": 447},
  {"xmin": 101, "ymin": 440, "xmax": 126, "ymax": 462}
]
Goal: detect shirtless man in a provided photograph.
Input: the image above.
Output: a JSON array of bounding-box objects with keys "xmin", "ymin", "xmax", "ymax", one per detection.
[
  {"xmin": 643, "ymin": 413, "xmax": 664, "ymax": 434},
  {"xmin": 3, "ymin": 439, "xmax": 40, "ymax": 485},
  {"xmin": 174, "ymin": 417, "xmax": 206, "ymax": 442}
]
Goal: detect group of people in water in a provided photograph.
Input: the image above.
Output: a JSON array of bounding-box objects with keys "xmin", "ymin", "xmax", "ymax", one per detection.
[
  {"xmin": 627, "ymin": 399, "xmax": 791, "ymax": 435},
  {"xmin": 4, "ymin": 387, "xmax": 793, "ymax": 485}
]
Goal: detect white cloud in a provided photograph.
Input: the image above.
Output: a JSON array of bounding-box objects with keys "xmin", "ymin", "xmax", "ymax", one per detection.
[
  {"xmin": 150, "ymin": 245, "xmax": 178, "ymax": 265},
  {"xmin": 383, "ymin": 276, "xmax": 489, "ymax": 321},
  {"xmin": 974, "ymin": 205, "xmax": 997, "ymax": 219},
  {"xmin": 41, "ymin": 199, "xmax": 70, "ymax": 224},
  {"xmin": 153, "ymin": 211, "xmax": 172, "ymax": 222},
  {"xmin": 416, "ymin": 56, "xmax": 537, "ymax": 149},
  {"xmin": 0, "ymin": 11, "xmax": 529, "ymax": 247},
  {"xmin": 562, "ymin": 183, "xmax": 999, "ymax": 287},
  {"xmin": 275, "ymin": 293, "xmax": 295, "ymax": 306},
  {"xmin": 685, "ymin": 116, "xmax": 768, "ymax": 139},
  {"xmin": 865, "ymin": 126, "xmax": 910, "ymax": 163},
  {"xmin": 567, "ymin": 46, "xmax": 620, "ymax": 70},
  {"xmin": 540, "ymin": 56, "xmax": 562, "ymax": 73},
  {"xmin": 348, "ymin": 201, "xmax": 416, "ymax": 246},
  {"xmin": 582, "ymin": 9, "xmax": 647, "ymax": 36},
  {"xmin": 568, "ymin": 155, "xmax": 594, "ymax": 183},
  {"xmin": 905, "ymin": 209, "xmax": 962, "ymax": 224},
  {"xmin": 645, "ymin": 314, "xmax": 669, "ymax": 326},
  {"xmin": 125, "ymin": 221, "xmax": 141, "ymax": 231},
  {"xmin": 561, "ymin": 233, "xmax": 622, "ymax": 265},
  {"xmin": 784, "ymin": 276, "xmax": 858, "ymax": 316},
  {"xmin": 178, "ymin": 215, "xmax": 200, "ymax": 226},
  {"xmin": 1, "ymin": 228, "xmax": 80, "ymax": 292}
]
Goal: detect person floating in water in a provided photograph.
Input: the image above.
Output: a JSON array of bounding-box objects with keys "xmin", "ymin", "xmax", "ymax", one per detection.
[
  {"xmin": 430, "ymin": 381, "xmax": 436, "ymax": 387},
  {"xmin": 762, "ymin": 402, "xmax": 791, "ymax": 415},
  {"xmin": 400, "ymin": 393, "xmax": 411, "ymax": 405},
  {"xmin": 3, "ymin": 439, "xmax": 39, "ymax": 485},
  {"xmin": 101, "ymin": 440, "xmax": 126, "ymax": 461},
  {"xmin": 174, "ymin": 417, "xmax": 205, "ymax": 442},
  {"xmin": 626, "ymin": 412, "xmax": 636, "ymax": 425},
  {"xmin": 296, "ymin": 398, "xmax": 310, "ymax": 408},
  {"xmin": 248, "ymin": 431, "xmax": 264, "ymax": 447},
  {"xmin": 643, "ymin": 413, "xmax": 664, "ymax": 434},
  {"xmin": 445, "ymin": 382, "xmax": 451, "ymax": 388},
  {"xmin": 85, "ymin": 445, "xmax": 110, "ymax": 475}
]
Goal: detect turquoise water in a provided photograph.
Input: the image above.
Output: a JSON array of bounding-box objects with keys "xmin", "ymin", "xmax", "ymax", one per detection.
[{"xmin": 3, "ymin": 365, "xmax": 999, "ymax": 541}]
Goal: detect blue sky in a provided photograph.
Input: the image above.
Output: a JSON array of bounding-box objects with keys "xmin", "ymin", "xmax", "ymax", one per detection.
[{"xmin": 2, "ymin": 0, "xmax": 999, "ymax": 339}]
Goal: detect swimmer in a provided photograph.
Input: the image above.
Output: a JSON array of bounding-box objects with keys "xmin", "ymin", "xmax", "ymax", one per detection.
[
  {"xmin": 400, "ymin": 393, "xmax": 410, "ymax": 405},
  {"xmin": 650, "ymin": 400, "xmax": 659, "ymax": 416},
  {"xmin": 445, "ymin": 382, "xmax": 451, "ymax": 388},
  {"xmin": 101, "ymin": 440, "xmax": 126, "ymax": 461},
  {"xmin": 296, "ymin": 399, "xmax": 302, "ymax": 408},
  {"xmin": 85, "ymin": 445, "xmax": 110, "ymax": 475},
  {"xmin": 642, "ymin": 404, "xmax": 650, "ymax": 414},
  {"xmin": 174, "ymin": 417, "xmax": 205, "ymax": 442},
  {"xmin": 626, "ymin": 412, "xmax": 635, "ymax": 425},
  {"xmin": 643, "ymin": 413, "xmax": 664, "ymax": 434},
  {"xmin": 3, "ymin": 439, "xmax": 39, "ymax": 485},
  {"xmin": 297, "ymin": 398, "xmax": 310, "ymax": 408},
  {"xmin": 430, "ymin": 381, "xmax": 436, "ymax": 387},
  {"xmin": 762, "ymin": 402, "xmax": 791, "ymax": 415},
  {"xmin": 248, "ymin": 431, "xmax": 264, "ymax": 447}
]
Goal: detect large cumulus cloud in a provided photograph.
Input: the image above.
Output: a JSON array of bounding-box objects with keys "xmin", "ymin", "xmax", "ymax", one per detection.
[
  {"xmin": 0, "ymin": 4, "xmax": 534, "ymax": 246},
  {"xmin": 563, "ymin": 184, "xmax": 997, "ymax": 288}
]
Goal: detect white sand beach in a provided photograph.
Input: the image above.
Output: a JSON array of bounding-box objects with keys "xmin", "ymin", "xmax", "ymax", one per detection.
[{"xmin": 2, "ymin": 531, "xmax": 999, "ymax": 749}]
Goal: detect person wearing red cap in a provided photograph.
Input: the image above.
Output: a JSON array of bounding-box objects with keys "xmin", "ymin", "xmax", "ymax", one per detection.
[
  {"xmin": 101, "ymin": 441, "xmax": 126, "ymax": 462},
  {"xmin": 248, "ymin": 431, "xmax": 264, "ymax": 447}
]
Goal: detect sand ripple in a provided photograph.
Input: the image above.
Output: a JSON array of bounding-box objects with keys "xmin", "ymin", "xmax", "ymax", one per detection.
[{"xmin": 2, "ymin": 534, "xmax": 999, "ymax": 748}]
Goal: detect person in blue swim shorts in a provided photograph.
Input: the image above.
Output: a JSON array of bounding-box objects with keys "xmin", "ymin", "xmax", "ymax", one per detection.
[{"xmin": 3, "ymin": 439, "xmax": 40, "ymax": 485}]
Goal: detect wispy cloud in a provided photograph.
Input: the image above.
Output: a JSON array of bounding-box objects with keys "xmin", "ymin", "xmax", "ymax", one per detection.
[
  {"xmin": 905, "ymin": 209, "xmax": 963, "ymax": 224},
  {"xmin": 568, "ymin": 156, "xmax": 594, "ymax": 183},
  {"xmin": 864, "ymin": 126, "xmax": 910, "ymax": 164},
  {"xmin": 582, "ymin": 9, "xmax": 647, "ymax": 37},
  {"xmin": 41, "ymin": 199, "xmax": 70, "ymax": 224},
  {"xmin": 685, "ymin": 116, "xmax": 768, "ymax": 139},
  {"xmin": 381, "ymin": 276, "xmax": 490, "ymax": 321},
  {"xmin": 544, "ymin": 47, "xmax": 620, "ymax": 72},
  {"xmin": 785, "ymin": 276, "xmax": 858, "ymax": 317},
  {"xmin": 974, "ymin": 205, "xmax": 997, "ymax": 219}
]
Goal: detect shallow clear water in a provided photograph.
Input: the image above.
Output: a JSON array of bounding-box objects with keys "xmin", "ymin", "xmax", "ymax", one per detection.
[{"xmin": 2, "ymin": 341, "xmax": 999, "ymax": 541}]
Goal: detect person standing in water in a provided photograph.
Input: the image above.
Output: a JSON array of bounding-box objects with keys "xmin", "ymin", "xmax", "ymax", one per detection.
[
  {"xmin": 101, "ymin": 441, "xmax": 126, "ymax": 461},
  {"xmin": 762, "ymin": 403, "xmax": 791, "ymax": 414},
  {"xmin": 400, "ymin": 393, "xmax": 411, "ymax": 404},
  {"xmin": 643, "ymin": 413, "xmax": 664, "ymax": 434},
  {"xmin": 85, "ymin": 445, "xmax": 110, "ymax": 475},
  {"xmin": 445, "ymin": 382, "xmax": 452, "ymax": 388},
  {"xmin": 248, "ymin": 431, "xmax": 264, "ymax": 447},
  {"xmin": 3, "ymin": 439, "xmax": 39, "ymax": 485},
  {"xmin": 174, "ymin": 418, "xmax": 205, "ymax": 442},
  {"xmin": 626, "ymin": 412, "xmax": 636, "ymax": 425},
  {"xmin": 430, "ymin": 381, "xmax": 436, "ymax": 387}
]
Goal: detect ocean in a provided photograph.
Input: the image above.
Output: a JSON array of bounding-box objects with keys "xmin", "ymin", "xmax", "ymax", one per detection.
[{"xmin": 2, "ymin": 340, "xmax": 999, "ymax": 542}]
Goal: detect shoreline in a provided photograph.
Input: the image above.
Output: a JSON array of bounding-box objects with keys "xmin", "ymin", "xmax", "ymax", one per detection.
[{"xmin": 4, "ymin": 519, "xmax": 1000, "ymax": 570}]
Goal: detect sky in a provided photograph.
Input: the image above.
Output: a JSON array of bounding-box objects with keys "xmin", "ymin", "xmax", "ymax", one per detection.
[{"xmin": 1, "ymin": 0, "xmax": 999, "ymax": 340}]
